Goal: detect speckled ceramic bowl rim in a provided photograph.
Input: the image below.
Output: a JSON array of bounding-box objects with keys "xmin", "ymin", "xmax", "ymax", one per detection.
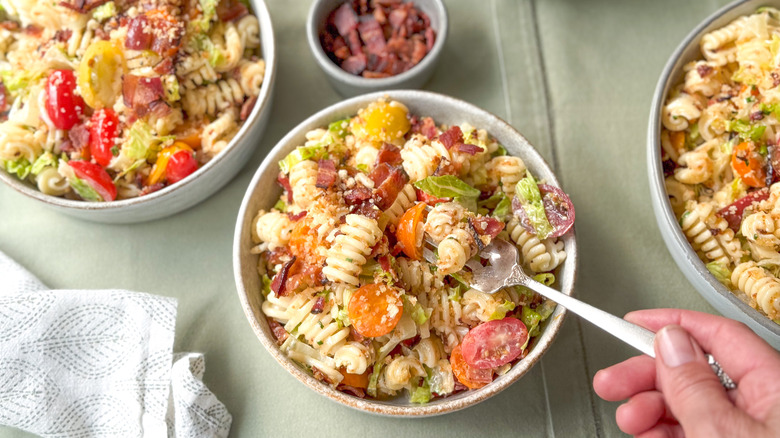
[
  {"xmin": 305, "ymin": 0, "xmax": 448, "ymax": 88},
  {"xmin": 0, "ymin": 0, "xmax": 277, "ymax": 213},
  {"xmin": 648, "ymin": 0, "xmax": 780, "ymax": 337},
  {"xmin": 234, "ymin": 90, "xmax": 578, "ymax": 417}
]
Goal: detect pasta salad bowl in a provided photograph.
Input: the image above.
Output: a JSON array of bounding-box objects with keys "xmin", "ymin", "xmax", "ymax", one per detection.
[
  {"xmin": 0, "ymin": 0, "xmax": 276, "ymax": 223},
  {"xmin": 234, "ymin": 90, "xmax": 577, "ymax": 416},
  {"xmin": 648, "ymin": 0, "xmax": 780, "ymax": 348}
]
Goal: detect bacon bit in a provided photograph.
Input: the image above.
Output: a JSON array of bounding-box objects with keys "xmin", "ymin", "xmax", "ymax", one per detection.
[
  {"xmin": 375, "ymin": 142, "xmax": 403, "ymax": 167},
  {"xmin": 773, "ymin": 72, "xmax": 780, "ymax": 88},
  {"xmin": 288, "ymin": 211, "xmax": 307, "ymax": 222},
  {"xmin": 341, "ymin": 54, "xmax": 367, "ymax": 75},
  {"xmin": 438, "ymin": 126, "xmax": 464, "ymax": 149},
  {"xmin": 95, "ymin": 27, "xmax": 110, "ymax": 40},
  {"xmin": 344, "ymin": 185, "xmax": 373, "ymax": 205},
  {"xmin": 358, "ymin": 17, "xmax": 386, "ymax": 55},
  {"xmin": 346, "ymin": 29, "xmax": 362, "ymax": 56},
  {"xmin": 216, "ymin": 0, "xmax": 249, "ymax": 21},
  {"xmin": 456, "ymin": 143, "xmax": 482, "ymax": 155},
  {"xmin": 349, "ymin": 328, "xmax": 367, "ymax": 343},
  {"xmin": 751, "ymin": 111, "xmax": 765, "ymax": 122},
  {"xmin": 316, "ymin": 159, "xmax": 338, "ymax": 189},
  {"xmin": 139, "ymin": 183, "xmax": 164, "ymax": 196},
  {"xmin": 0, "ymin": 82, "xmax": 7, "ymax": 113},
  {"xmin": 239, "ymin": 96, "xmax": 258, "ymax": 121},
  {"xmin": 432, "ymin": 158, "xmax": 459, "ymax": 176},
  {"xmin": 125, "ymin": 15, "xmax": 153, "ymax": 50},
  {"xmin": 153, "ymin": 57, "xmax": 175, "ymax": 75},
  {"xmin": 59, "ymin": 0, "xmax": 108, "ymax": 13},
  {"xmin": 369, "ymin": 162, "xmax": 393, "ymax": 186},
  {"xmin": 148, "ymin": 9, "xmax": 184, "ymax": 57},
  {"xmin": 312, "ymin": 367, "xmax": 335, "ymax": 384},
  {"xmin": 351, "ymin": 200, "xmax": 381, "ymax": 219},
  {"xmin": 277, "ymin": 174, "xmax": 294, "ymax": 203},
  {"xmin": 373, "ymin": 6, "xmax": 387, "ymax": 24},
  {"xmin": 411, "ymin": 36, "xmax": 427, "ymax": 64},
  {"xmin": 402, "ymin": 335, "xmax": 420, "ymax": 347},
  {"xmin": 311, "ymin": 296, "xmax": 325, "ymax": 314},
  {"xmin": 369, "ymin": 235, "xmax": 390, "ymax": 258},
  {"xmin": 373, "ymin": 166, "xmax": 408, "ymax": 210},
  {"xmin": 662, "ymin": 159, "xmax": 677, "ymax": 178},
  {"xmin": 287, "ymin": 263, "xmax": 326, "ymax": 293},
  {"xmin": 388, "ymin": 7, "xmax": 408, "ymax": 29},
  {"xmin": 59, "ymin": 139, "xmax": 75, "ymax": 154},
  {"xmin": 390, "ymin": 242, "xmax": 404, "ymax": 256},
  {"xmin": 453, "ymin": 381, "xmax": 468, "ymax": 392},
  {"xmin": 267, "ymin": 318, "xmax": 289, "ymax": 345},
  {"xmin": 696, "ymin": 64, "xmax": 713, "ymax": 78},
  {"xmin": 337, "ymin": 385, "xmax": 366, "ymax": 398},
  {"xmin": 425, "ymin": 27, "xmax": 435, "ymax": 52},
  {"xmin": 332, "ymin": 3, "xmax": 359, "ymax": 37},
  {"xmin": 149, "ymin": 100, "xmax": 172, "ymax": 119},
  {"xmin": 23, "ymin": 25, "xmax": 42, "ymax": 37},
  {"xmin": 469, "ymin": 216, "xmax": 505, "ymax": 239},
  {"xmin": 362, "ymin": 70, "xmax": 390, "ymax": 79},
  {"xmin": 123, "ymin": 75, "xmax": 165, "ymax": 117},
  {"xmin": 267, "ymin": 246, "xmax": 292, "ymax": 267},
  {"xmin": 53, "ymin": 29, "xmax": 73, "ymax": 43},
  {"xmin": 415, "ymin": 116, "xmax": 437, "ymax": 139},
  {"xmin": 68, "ymin": 123, "xmax": 90, "ymax": 153},
  {"xmin": 0, "ymin": 21, "xmax": 18, "ymax": 31},
  {"xmin": 270, "ymin": 256, "xmax": 297, "ymax": 297}
]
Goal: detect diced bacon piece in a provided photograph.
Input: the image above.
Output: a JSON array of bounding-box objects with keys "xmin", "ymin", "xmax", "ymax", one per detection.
[
  {"xmin": 277, "ymin": 174, "xmax": 293, "ymax": 203},
  {"xmin": 123, "ymin": 75, "xmax": 164, "ymax": 116},
  {"xmin": 344, "ymin": 186, "xmax": 373, "ymax": 205},
  {"xmin": 373, "ymin": 167, "xmax": 408, "ymax": 210},
  {"xmin": 373, "ymin": 6, "xmax": 387, "ymax": 24},
  {"xmin": 332, "ymin": 3, "xmax": 359, "ymax": 37},
  {"xmin": 351, "ymin": 200, "xmax": 381, "ymax": 219},
  {"xmin": 375, "ymin": 142, "xmax": 403, "ymax": 167},
  {"xmin": 53, "ymin": 29, "xmax": 72, "ymax": 43},
  {"xmin": 717, "ymin": 189, "xmax": 770, "ymax": 232},
  {"xmin": 369, "ymin": 162, "xmax": 393, "ymax": 186},
  {"xmin": 0, "ymin": 82, "xmax": 7, "ymax": 112},
  {"xmin": 240, "ymin": 96, "xmax": 258, "ymax": 121},
  {"xmin": 456, "ymin": 143, "xmax": 482, "ymax": 155},
  {"xmin": 23, "ymin": 25, "xmax": 42, "ymax": 37},
  {"xmin": 341, "ymin": 54, "xmax": 367, "ymax": 75},
  {"xmin": 270, "ymin": 256, "xmax": 297, "ymax": 297},
  {"xmin": 316, "ymin": 159, "xmax": 338, "ymax": 189},
  {"xmin": 386, "ymin": 36, "xmax": 413, "ymax": 62},
  {"xmin": 68, "ymin": 123, "xmax": 90, "ymax": 151},
  {"xmin": 411, "ymin": 36, "xmax": 427, "ymax": 64},
  {"xmin": 266, "ymin": 246, "xmax": 292, "ymax": 267},
  {"xmin": 288, "ymin": 211, "xmax": 307, "ymax": 222},
  {"xmin": 311, "ymin": 296, "xmax": 325, "ymax": 314},
  {"xmin": 432, "ymin": 158, "xmax": 460, "ymax": 176},
  {"xmin": 267, "ymin": 318, "xmax": 289, "ymax": 345},
  {"xmin": 216, "ymin": 0, "xmax": 249, "ymax": 21},
  {"xmin": 439, "ymin": 126, "xmax": 464, "ymax": 149},
  {"xmin": 358, "ymin": 18, "xmax": 386, "ymax": 55},
  {"xmin": 346, "ymin": 29, "xmax": 363, "ymax": 56},
  {"xmin": 425, "ymin": 27, "xmax": 435, "ymax": 52},
  {"xmin": 388, "ymin": 7, "xmax": 408, "ymax": 29},
  {"xmin": 125, "ymin": 15, "xmax": 153, "ymax": 50},
  {"xmin": 0, "ymin": 21, "xmax": 19, "ymax": 31},
  {"xmin": 363, "ymin": 71, "xmax": 391, "ymax": 78}
]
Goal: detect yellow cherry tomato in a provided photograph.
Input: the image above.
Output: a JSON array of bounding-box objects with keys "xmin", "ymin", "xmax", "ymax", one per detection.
[
  {"xmin": 352, "ymin": 100, "xmax": 411, "ymax": 143},
  {"xmin": 147, "ymin": 142, "xmax": 192, "ymax": 186},
  {"xmin": 77, "ymin": 40, "xmax": 126, "ymax": 109}
]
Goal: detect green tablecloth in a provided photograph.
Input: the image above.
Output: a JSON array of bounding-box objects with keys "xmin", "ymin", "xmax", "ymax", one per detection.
[{"xmin": 0, "ymin": 0, "xmax": 735, "ymax": 436}]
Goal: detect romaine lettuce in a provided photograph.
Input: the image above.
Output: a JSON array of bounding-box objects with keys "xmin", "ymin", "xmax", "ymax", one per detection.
[
  {"xmin": 328, "ymin": 118, "xmax": 350, "ymax": 139},
  {"xmin": 706, "ymin": 261, "xmax": 732, "ymax": 287},
  {"xmin": 92, "ymin": 1, "xmax": 116, "ymax": 21},
  {"xmin": 3, "ymin": 157, "xmax": 31, "ymax": 179},
  {"xmin": 30, "ymin": 152, "xmax": 58, "ymax": 176},
  {"xmin": 414, "ymin": 175, "xmax": 480, "ymax": 211},
  {"xmin": 278, "ymin": 144, "xmax": 326, "ymax": 174},
  {"xmin": 726, "ymin": 119, "xmax": 766, "ymax": 142},
  {"xmin": 70, "ymin": 176, "xmax": 103, "ymax": 202},
  {"xmin": 488, "ymin": 300, "xmax": 516, "ymax": 320},
  {"xmin": 514, "ymin": 173, "xmax": 553, "ymax": 239}
]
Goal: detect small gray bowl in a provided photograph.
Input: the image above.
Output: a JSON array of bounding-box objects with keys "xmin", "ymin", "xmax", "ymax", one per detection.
[
  {"xmin": 648, "ymin": 0, "xmax": 780, "ymax": 348},
  {"xmin": 306, "ymin": 0, "xmax": 448, "ymax": 97},
  {"xmin": 0, "ymin": 0, "xmax": 276, "ymax": 224},
  {"xmin": 234, "ymin": 90, "xmax": 577, "ymax": 416}
]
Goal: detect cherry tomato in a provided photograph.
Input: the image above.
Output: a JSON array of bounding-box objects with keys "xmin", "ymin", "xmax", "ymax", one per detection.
[
  {"xmin": 78, "ymin": 41, "xmax": 125, "ymax": 109},
  {"xmin": 339, "ymin": 368, "xmax": 370, "ymax": 389},
  {"xmin": 396, "ymin": 202, "xmax": 427, "ymax": 260},
  {"xmin": 348, "ymin": 283, "xmax": 403, "ymax": 338},
  {"xmin": 89, "ymin": 109, "xmax": 119, "ymax": 167},
  {"xmin": 460, "ymin": 317, "xmax": 528, "ymax": 370},
  {"xmin": 147, "ymin": 142, "xmax": 193, "ymax": 186},
  {"xmin": 353, "ymin": 100, "xmax": 411, "ymax": 143},
  {"xmin": 166, "ymin": 150, "xmax": 199, "ymax": 184},
  {"xmin": 45, "ymin": 70, "xmax": 85, "ymax": 130},
  {"xmin": 512, "ymin": 185, "xmax": 575, "ymax": 239},
  {"xmin": 717, "ymin": 188, "xmax": 770, "ymax": 232},
  {"xmin": 732, "ymin": 141, "xmax": 766, "ymax": 188},
  {"xmin": 450, "ymin": 344, "xmax": 493, "ymax": 389},
  {"xmin": 288, "ymin": 215, "xmax": 325, "ymax": 264},
  {"xmin": 415, "ymin": 188, "xmax": 449, "ymax": 206},
  {"xmin": 68, "ymin": 160, "xmax": 117, "ymax": 202}
]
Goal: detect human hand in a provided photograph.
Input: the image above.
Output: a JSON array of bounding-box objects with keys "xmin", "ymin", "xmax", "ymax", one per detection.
[{"xmin": 592, "ymin": 309, "xmax": 780, "ymax": 437}]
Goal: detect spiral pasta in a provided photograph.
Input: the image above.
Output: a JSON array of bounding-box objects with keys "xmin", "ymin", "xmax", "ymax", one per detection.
[
  {"xmin": 487, "ymin": 156, "xmax": 526, "ymax": 196},
  {"xmin": 323, "ymin": 214, "xmax": 382, "ymax": 286},
  {"xmin": 252, "ymin": 210, "xmax": 294, "ymax": 250},
  {"xmin": 732, "ymin": 262, "xmax": 780, "ymax": 319},
  {"xmin": 400, "ymin": 135, "xmax": 449, "ymax": 182},
  {"xmin": 506, "ymin": 219, "xmax": 565, "ymax": 273}
]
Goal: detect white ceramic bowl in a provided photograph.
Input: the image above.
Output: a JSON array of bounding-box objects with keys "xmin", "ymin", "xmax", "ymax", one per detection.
[
  {"xmin": 0, "ymin": 0, "xmax": 277, "ymax": 224},
  {"xmin": 648, "ymin": 0, "xmax": 780, "ymax": 348},
  {"xmin": 306, "ymin": 0, "xmax": 448, "ymax": 97},
  {"xmin": 233, "ymin": 90, "xmax": 578, "ymax": 416}
]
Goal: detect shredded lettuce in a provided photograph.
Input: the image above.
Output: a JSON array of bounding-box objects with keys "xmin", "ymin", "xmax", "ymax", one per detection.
[
  {"xmin": 488, "ymin": 300, "xmax": 516, "ymax": 320},
  {"xmin": 492, "ymin": 144, "xmax": 508, "ymax": 157},
  {"xmin": 447, "ymin": 287, "xmax": 462, "ymax": 302},
  {"xmin": 260, "ymin": 275, "xmax": 272, "ymax": 297},
  {"xmin": 92, "ymin": 1, "xmax": 116, "ymax": 21},
  {"xmin": 410, "ymin": 379, "xmax": 432, "ymax": 404},
  {"xmin": 521, "ymin": 306, "xmax": 542, "ymax": 337},
  {"xmin": 414, "ymin": 175, "xmax": 480, "ymax": 211},
  {"xmin": 273, "ymin": 199, "xmax": 287, "ymax": 212},
  {"xmin": 0, "ymin": 69, "xmax": 41, "ymax": 97},
  {"xmin": 30, "ymin": 152, "xmax": 58, "ymax": 176},
  {"xmin": 367, "ymin": 359, "xmax": 384, "ymax": 397},
  {"xmin": 335, "ymin": 307, "xmax": 350, "ymax": 328},
  {"xmin": 533, "ymin": 273, "xmax": 555, "ymax": 286},
  {"xmin": 192, "ymin": 0, "xmax": 218, "ymax": 32},
  {"xmin": 164, "ymin": 76, "xmax": 181, "ymax": 102},
  {"xmin": 403, "ymin": 295, "xmax": 431, "ymax": 325},
  {"xmin": 493, "ymin": 195, "xmax": 512, "ymax": 220},
  {"xmin": 328, "ymin": 118, "xmax": 350, "ymax": 139},
  {"xmin": 356, "ymin": 163, "xmax": 369, "ymax": 173},
  {"xmin": 706, "ymin": 261, "xmax": 732, "ymax": 287},
  {"xmin": 514, "ymin": 173, "xmax": 553, "ymax": 239},
  {"xmin": 3, "ymin": 157, "xmax": 31, "ymax": 179},
  {"xmin": 125, "ymin": 121, "xmax": 156, "ymax": 161},
  {"xmin": 70, "ymin": 176, "xmax": 104, "ymax": 202},
  {"xmin": 727, "ymin": 119, "xmax": 766, "ymax": 142},
  {"xmin": 278, "ymin": 144, "xmax": 326, "ymax": 174}
]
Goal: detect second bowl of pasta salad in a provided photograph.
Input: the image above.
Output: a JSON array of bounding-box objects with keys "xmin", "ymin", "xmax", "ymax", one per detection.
[
  {"xmin": 234, "ymin": 90, "xmax": 577, "ymax": 416},
  {"xmin": 0, "ymin": 0, "xmax": 276, "ymax": 223},
  {"xmin": 649, "ymin": 0, "xmax": 780, "ymax": 348}
]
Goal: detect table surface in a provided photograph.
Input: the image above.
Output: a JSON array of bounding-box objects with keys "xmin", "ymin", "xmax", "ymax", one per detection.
[{"xmin": 0, "ymin": 0, "xmax": 737, "ymax": 436}]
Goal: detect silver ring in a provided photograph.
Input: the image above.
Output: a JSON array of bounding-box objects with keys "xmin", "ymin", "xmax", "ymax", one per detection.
[{"xmin": 707, "ymin": 354, "xmax": 736, "ymax": 390}]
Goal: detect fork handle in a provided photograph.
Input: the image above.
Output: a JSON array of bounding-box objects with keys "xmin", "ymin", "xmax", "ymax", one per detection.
[{"xmin": 509, "ymin": 265, "xmax": 656, "ymax": 357}]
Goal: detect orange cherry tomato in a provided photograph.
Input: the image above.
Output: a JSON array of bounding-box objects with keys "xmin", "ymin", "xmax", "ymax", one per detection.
[
  {"xmin": 339, "ymin": 368, "xmax": 370, "ymax": 389},
  {"xmin": 669, "ymin": 131, "xmax": 685, "ymax": 152},
  {"xmin": 731, "ymin": 141, "xmax": 766, "ymax": 188},
  {"xmin": 348, "ymin": 283, "xmax": 403, "ymax": 338},
  {"xmin": 450, "ymin": 344, "xmax": 493, "ymax": 389},
  {"xmin": 288, "ymin": 215, "xmax": 324, "ymax": 264},
  {"xmin": 396, "ymin": 202, "xmax": 427, "ymax": 260},
  {"xmin": 147, "ymin": 141, "xmax": 192, "ymax": 186}
]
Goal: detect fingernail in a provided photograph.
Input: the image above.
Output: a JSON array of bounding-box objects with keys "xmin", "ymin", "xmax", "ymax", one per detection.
[{"xmin": 657, "ymin": 326, "xmax": 696, "ymax": 367}]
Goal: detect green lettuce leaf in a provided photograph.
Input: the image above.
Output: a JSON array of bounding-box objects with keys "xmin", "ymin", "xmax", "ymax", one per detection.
[
  {"xmin": 492, "ymin": 144, "xmax": 508, "ymax": 157},
  {"xmin": 278, "ymin": 144, "xmax": 326, "ymax": 174},
  {"xmin": 3, "ymin": 157, "xmax": 31, "ymax": 179},
  {"xmin": 367, "ymin": 359, "xmax": 384, "ymax": 398},
  {"xmin": 125, "ymin": 121, "xmax": 156, "ymax": 161},
  {"xmin": 192, "ymin": 0, "xmax": 218, "ymax": 32},
  {"xmin": 30, "ymin": 152, "xmax": 58, "ymax": 175},
  {"xmin": 260, "ymin": 275, "xmax": 272, "ymax": 297},
  {"xmin": 514, "ymin": 173, "xmax": 553, "ymax": 239},
  {"xmin": 410, "ymin": 379, "xmax": 431, "ymax": 404},
  {"xmin": 328, "ymin": 118, "xmax": 350, "ymax": 139},
  {"xmin": 70, "ymin": 176, "xmax": 104, "ymax": 202},
  {"xmin": 488, "ymin": 300, "xmax": 516, "ymax": 320},
  {"xmin": 533, "ymin": 273, "xmax": 555, "ymax": 286},
  {"xmin": 92, "ymin": 1, "xmax": 116, "ymax": 21},
  {"xmin": 521, "ymin": 306, "xmax": 542, "ymax": 337},
  {"xmin": 726, "ymin": 119, "xmax": 766, "ymax": 142},
  {"xmin": 403, "ymin": 295, "xmax": 431, "ymax": 325},
  {"xmin": 493, "ymin": 195, "xmax": 512, "ymax": 220},
  {"xmin": 273, "ymin": 199, "xmax": 287, "ymax": 212},
  {"xmin": 706, "ymin": 261, "xmax": 732, "ymax": 287},
  {"xmin": 414, "ymin": 175, "xmax": 480, "ymax": 211}
]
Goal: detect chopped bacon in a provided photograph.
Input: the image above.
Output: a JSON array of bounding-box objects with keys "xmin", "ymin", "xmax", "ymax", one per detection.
[
  {"xmin": 286, "ymin": 263, "xmax": 326, "ymax": 293},
  {"xmin": 375, "ymin": 142, "xmax": 403, "ymax": 167},
  {"xmin": 216, "ymin": 0, "xmax": 249, "ymax": 21},
  {"xmin": 425, "ymin": 27, "xmax": 435, "ymax": 52},
  {"xmin": 68, "ymin": 123, "xmax": 90, "ymax": 152},
  {"xmin": 311, "ymin": 296, "xmax": 325, "ymax": 314},
  {"xmin": 349, "ymin": 328, "xmax": 367, "ymax": 343},
  {"xmin": 277, "ymin": 174, "xmax": 293, "ymax": 203},
  {"xmin": 456, "ymin": 143, "xmax": 482, "ymax": 155},
  {"xmin": 316, "ymin": 159, "xmax": 338, "ymax": 189},
  {"xmin": 0, "ymin": 82, "xmax": 7, "ymax": 113},
  {"xmin": 388, "ymin": 7, "xmax": 408, "ymax": 29},
  {"xmin": 346, "ymin": 29, "xmax": 363, "ymax": 56},
  {"xmin": 267, "ymin": 318, "xmax": 289, "ymax": 345},
  {"xmin": 148, "ymin": 10, "xmax": 183, "ymax": 57},
  {"xmin": 312, "ymin": 367, "xmax": 335, "ymax": 384},
  {"xmin": 125, "ymin": 15, "xmax": 153, "ymax": 50},
  {"xmin": 149, "ymin": 100, "xmax": 172, "ymax": 120},
  {"xmin": 59, "ymin": 139, "xmax": 75, "ymax": 154},
  {"xmin": 270, "ymin": 256, "xmax": 297, "ymax": 297},
  {"xmin": 773, "ymin": 72, "xmax": 780, "ymax": 88},
  {"xmin": 344, "ymin": 185, "xmax": 373, "ymax": 205},
  {"xmin": 337, "ymin": 385, "xmax": 366, "ymax": 398},
  {"xmin": 123, "ymin": 75, "xmax": 164, "ymax": 117},
  {"xmin": 240, "ymin": 96, "xmax": 257, "ymax": 121},
  {"xmin": 23, "ymin": 25, "xmax": 42, "ymax": 37},
  {"xmin": 331, "ymin": 36, "xmax": 351, "ymax": 60},
  {"xmin": 369, "ymin": 235, "xmax": 390, "ymax": 258},
  {"xmin": 139, "ymin": 183, "xmax": 164, "ymax": 196},
  {"xmin": 332, "ymin": 3, "xmax": 359, "ymax": 37},
  {"xmin": 266, "ymin": 246, "xmax": 291, "ymax": 267},
  {"xmin": 341, "ymin": 54, "xmax": 367, "ymax": 75},
  {"xmin": 153, "ymin": 57, "xmax": 175, "ymax": 75},
  {"xmin": 369, "ymin": 162, "xmax": 393, "ymax": 186},
  {"xmin": 59, "ymin": 0, "xmax": 108, "ymax": 13},
  {"xmin": 432, "ymin": 158, "xmax": 459, "ymax": 176},
  {"xmin": 373, "ymin": 166, "xmax": 408, "ymax": 210},
  {"xmin": 411, "ymin": 36, "xmax": 427, "ymax": 64},
  {"xmin": 697, "ymin": 64, "xmax": 713, "ymax": 78},
  {"xmin": 0, "ymin": 21, "xmax": 19, "ymax": 31},
  {"xmin": 351, "ymin": 200, "xmax": 381, "ymax": 219},
  {"xmin": 358, "ymin": 18, "xmax": 386, "ymax": 55},
  {"xmin": 53, "ymin": 29, "xmax": 73, "ymax": 43},
  {"xmin": 439, "ymin": 126, "xmax": 464, "ymax": 149},
  {"xmin": 288, "ymin": 211, "xmax": 307, "ymax": 221},
  {"xmin": 409, "ymin": 115, "xmax": 437, "ymax": 139},
  {"xmin": 363, "ymin": 71, "xmax": 390, "ymax": 78},
  {"xmin": 469, "ymin": 216, "xmax": 505, "ymax": 239},
  {"xmin": 373, "ymin": 6, "xmax": 387, "ymax": 24}
]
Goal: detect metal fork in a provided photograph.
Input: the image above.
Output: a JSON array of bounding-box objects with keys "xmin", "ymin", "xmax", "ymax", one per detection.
[{"xmin": 422, "ymin": 237, "xmax": 737, "ymax": 390}]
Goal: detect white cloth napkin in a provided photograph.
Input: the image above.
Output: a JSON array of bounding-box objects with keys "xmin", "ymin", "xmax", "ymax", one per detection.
[{"xmin": 0, "ymin": 251, "xmax": 232, "ymax": 438}]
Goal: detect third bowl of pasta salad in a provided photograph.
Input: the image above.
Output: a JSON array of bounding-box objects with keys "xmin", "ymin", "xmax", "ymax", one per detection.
[
  {"xmin": 650, "ymin": 1, "xmax": 780, "ymax": 347},
  {"xmin": 234, "ymin": 90, "xmax": 577, "ymax": 416},
  {"xmin": 0, "ymin": 0, "xmax": 276, "ymax": 223}
]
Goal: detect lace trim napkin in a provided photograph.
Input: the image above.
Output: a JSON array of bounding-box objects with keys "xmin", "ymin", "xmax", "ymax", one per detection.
[{"xmin": 0, "ymin": 251, "xmax": 232, "ymax": 437}]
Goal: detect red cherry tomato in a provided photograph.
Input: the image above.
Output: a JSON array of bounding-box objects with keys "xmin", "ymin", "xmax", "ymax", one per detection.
[
  {"xmin": 68, "ymin": 160, "xmax": 117, "ymax": 202},
  {"xmin": 460, "ymin": 317, "xmax": 528, "ymax": 370},
  {"xmin": 45, "ymin": 70, "xmax": 85, "ymax": 130},
  {"xmin": 717, "ymin": 189, "xmax": 770, "ymax": 232},
  {"xmin": 89, "ymin": 109, "xmax": 119, "ymax": 167},
  {"xmin": 165, "ymin": 150, "xmax": 199, "ymax": 184}
]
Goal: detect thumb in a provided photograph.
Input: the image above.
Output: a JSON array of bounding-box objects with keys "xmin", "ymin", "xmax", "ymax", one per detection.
[{"xmin": 654, "ymin": 325, "xmax": 742, "ymax": 436}]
